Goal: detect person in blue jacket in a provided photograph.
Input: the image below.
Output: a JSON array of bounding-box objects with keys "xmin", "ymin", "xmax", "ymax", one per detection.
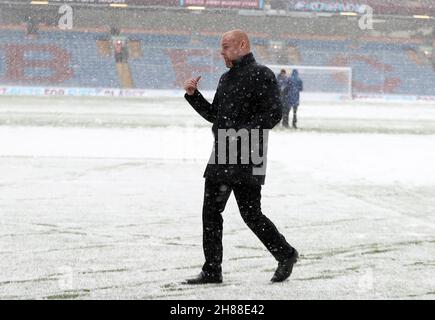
[{"xmin": 286, "ymin": 69, "xmax": 303, "ymax": 129}]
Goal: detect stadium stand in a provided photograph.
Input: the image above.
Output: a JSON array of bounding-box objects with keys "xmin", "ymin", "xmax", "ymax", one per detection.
[{"xmin": 1, "ymin": 26, "xmax": 434, "ymax": 96}]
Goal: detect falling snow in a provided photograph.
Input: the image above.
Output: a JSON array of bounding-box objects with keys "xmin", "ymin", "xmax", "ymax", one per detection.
[{"xmin": 1, "ymin": 96, "xmax": 435, "ymax": 299}]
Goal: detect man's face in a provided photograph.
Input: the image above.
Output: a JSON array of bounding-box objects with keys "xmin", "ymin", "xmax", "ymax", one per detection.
[{"xmin": 220, "ymin": 35, "xmax": 242, "ymax": 68}]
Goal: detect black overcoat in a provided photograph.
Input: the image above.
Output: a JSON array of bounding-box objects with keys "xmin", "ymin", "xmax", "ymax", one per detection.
[{"xmin": 184, "ymin": 52, "xmax": 282, "ymax": 185}]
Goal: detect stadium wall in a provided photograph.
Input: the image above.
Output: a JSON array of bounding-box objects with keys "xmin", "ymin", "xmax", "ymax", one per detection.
[
  {"xmin": 0, "ymin": 4, "xmax": 433, "ymax": 100},
  {"xmin": 2, "ymin": 85, "xmax": 435, "ymax": 104}
]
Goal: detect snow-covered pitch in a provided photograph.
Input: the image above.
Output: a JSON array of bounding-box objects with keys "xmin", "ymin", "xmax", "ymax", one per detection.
[{"xmin": 1, "ymin": 96, "xmax": 435, "ymax": 299}]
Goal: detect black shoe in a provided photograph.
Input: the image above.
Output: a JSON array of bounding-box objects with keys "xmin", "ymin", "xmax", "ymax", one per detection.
[
  {"xmin": 271, "ymin": 249, "xmax": 299, "ymax": 283},
  {"xmin": 185, "ymin": 271, "xmax": 222, "ymax": 285}
]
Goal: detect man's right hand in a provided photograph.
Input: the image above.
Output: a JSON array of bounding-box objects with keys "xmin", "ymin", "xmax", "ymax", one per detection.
[{"xmin": 184, "ymin": 76, "xmax": 201, "ymax": 96}]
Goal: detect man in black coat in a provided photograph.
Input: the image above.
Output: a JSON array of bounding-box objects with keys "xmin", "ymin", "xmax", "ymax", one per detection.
[{"xmin": 183, "ymin": 30, "xmax": 298, "ymax": 284}]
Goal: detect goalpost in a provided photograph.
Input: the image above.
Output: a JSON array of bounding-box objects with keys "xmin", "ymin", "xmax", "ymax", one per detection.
[{"xmin": 267, "ymin": 64, "xmax": 353, "ymax": 101}]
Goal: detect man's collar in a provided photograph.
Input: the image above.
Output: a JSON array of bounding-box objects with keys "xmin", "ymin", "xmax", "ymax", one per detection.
[{"xmin": 231, "ymin": 52, "xmax": 255, "ymax": 68}]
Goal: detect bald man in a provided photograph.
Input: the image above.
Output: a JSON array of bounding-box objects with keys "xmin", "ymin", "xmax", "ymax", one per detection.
[{"xmin": 183, "ymin": 30, "xmax": 298, "ymax": 284}]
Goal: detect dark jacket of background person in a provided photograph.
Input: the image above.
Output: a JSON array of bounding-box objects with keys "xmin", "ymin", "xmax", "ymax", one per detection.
[
  {"xmin": 184, "ymin": 52, "xmax": 282, "ymax": 185},
  {"xmin": 287, "ymin": 70, "xmax": 303, "ymax": 107},
  {"xmin": 277, "ymin": 72, "xmax": 290, "ymax": 109}
]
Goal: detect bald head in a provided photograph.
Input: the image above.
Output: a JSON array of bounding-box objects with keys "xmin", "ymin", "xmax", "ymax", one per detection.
[
  {"xmin": 222, "ymin": 29, "xmax": 251, "ymax": 52},
  {"xmin": 220, "ymin": 29, "xmax": 251, "ymax": 68}
]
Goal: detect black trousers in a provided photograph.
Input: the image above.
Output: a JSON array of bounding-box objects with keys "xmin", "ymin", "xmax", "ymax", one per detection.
[
  {"xmin": 282, "ymin": 106, "xmax": 298, "ymax": 128},
  {"xmin": 201, "ymin": 178, "xmax": 294, "ymax": 275}
]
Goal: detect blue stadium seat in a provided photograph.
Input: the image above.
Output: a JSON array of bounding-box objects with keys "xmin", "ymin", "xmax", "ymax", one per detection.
[{"xmin": 0, "ymin": 29, "xmax": 434, "ymax": 96}]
